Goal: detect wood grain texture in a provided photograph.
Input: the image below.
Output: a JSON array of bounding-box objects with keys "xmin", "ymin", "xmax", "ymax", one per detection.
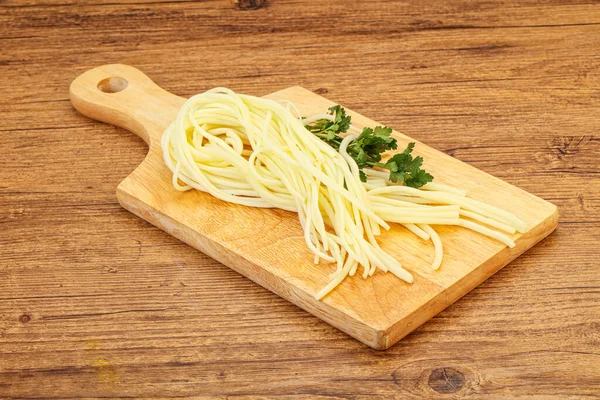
[
  {"xmin": 69, "ymin": 63, "xmax": 557, "ymax": 350},
  {"xmin": 1, "ymin": 0, "xmax": 599, "ymax": 397}
]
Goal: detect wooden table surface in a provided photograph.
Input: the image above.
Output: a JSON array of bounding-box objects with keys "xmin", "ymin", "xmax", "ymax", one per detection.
[{"xmin": 1, "ymin": 0, "xmax": 599, "ymax": 398}]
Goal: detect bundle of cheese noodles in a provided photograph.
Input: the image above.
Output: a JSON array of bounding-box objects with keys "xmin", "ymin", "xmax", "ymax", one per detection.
[{"xmin": 161, "ymin": 88, "xmax": 526, "ymax": 299}]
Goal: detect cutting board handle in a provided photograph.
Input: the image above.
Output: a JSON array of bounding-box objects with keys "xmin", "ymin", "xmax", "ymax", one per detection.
[{"xmin": 69, "ymin": 64, "xmax": 185, "ymax": 147}]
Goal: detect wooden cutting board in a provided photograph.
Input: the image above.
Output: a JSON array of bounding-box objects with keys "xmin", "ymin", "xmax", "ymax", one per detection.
[{"xmin": 70, "ymin": 64, "xmax": 558, "ymax": 350}]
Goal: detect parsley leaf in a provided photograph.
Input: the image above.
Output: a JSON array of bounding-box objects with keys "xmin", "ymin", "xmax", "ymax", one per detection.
[
  {"xmin": 345, "ymin": 126, "xmax": 398, "ymax": 181},
  {"xmin": 349, "ymin": 126, "xmax": 397, "ymax": 162},
  {"xmin": 328, "ymin": 105, "xmax": 351, "ymax": 134},
  {"xmin": 382, "ymin": 143, "xmax": 433, "ymax": 188}
]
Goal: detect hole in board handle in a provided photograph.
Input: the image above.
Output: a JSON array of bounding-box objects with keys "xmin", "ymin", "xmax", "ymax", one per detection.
[{"xmin": 97, "ymin": 77, "xmax": 128, "ymax": 93}]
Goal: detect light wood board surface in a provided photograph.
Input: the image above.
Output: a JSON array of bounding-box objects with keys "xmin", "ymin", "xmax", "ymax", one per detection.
[
  {"xmin": 2, "ymin": 0, "xmax": 598, "ymax": 397},
  {"xmin": 70, "ymin": 64, "xmax": 557, "ymax": 350}
]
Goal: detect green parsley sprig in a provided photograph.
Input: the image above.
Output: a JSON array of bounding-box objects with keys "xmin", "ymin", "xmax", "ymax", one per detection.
[{"xmin": 306, "ymin": 105, "xmax": 433, "ymax": 188}]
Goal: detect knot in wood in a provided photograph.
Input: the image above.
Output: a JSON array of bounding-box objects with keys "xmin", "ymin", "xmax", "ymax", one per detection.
[
  {"xmin": 428, "ymin": 367, "xmax": 466, "ymax": 394},
  {"xmin": 19, "ymin": 314, "xmax": 31, "ymax": 323},
  {"xmin": 234, "ymin": 0, "xmax": 267, "ymax": 10}
]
